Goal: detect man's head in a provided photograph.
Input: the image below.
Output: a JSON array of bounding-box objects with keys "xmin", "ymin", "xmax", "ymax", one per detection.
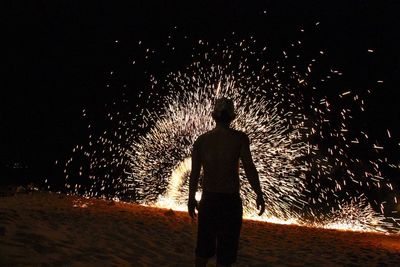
[{"xmin": 211, "ymin": 97, "xmax": 236, "ymax": 125}]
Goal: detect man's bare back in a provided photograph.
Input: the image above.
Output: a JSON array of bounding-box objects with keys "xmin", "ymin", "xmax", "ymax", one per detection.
[{"xmin": 190, "ymin": 125, "xmax": 261, "ymax": 195}]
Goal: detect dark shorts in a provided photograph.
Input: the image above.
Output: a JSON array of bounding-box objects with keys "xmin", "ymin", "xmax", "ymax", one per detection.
[{"xmin": 195, "ymin": 191, "xmax": 243, "ymax": 265}]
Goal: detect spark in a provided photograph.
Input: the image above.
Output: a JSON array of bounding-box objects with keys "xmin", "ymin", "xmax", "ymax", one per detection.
[{"xmin": 340, "ymin": 91, "xmax": 351, "ymax": 97}]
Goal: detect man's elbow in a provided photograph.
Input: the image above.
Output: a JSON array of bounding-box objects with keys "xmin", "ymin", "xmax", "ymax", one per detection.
[{"xmin": 244, "ymin": 163, "xmax": 258, "ymax": 176}]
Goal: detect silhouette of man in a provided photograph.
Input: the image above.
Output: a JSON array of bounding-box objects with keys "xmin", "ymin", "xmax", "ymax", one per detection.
[{"xmin": 188, "ymin": 97, "xmax": 265, "ymax": 267}]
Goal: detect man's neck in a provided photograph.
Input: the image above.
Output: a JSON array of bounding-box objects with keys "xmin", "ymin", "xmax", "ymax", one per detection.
[{"xmin": 215, "ymin": 122, "xmax": 230, "ymax": 129}]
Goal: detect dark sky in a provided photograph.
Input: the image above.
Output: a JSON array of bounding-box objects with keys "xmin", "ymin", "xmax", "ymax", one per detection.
[{"xmin": 3, "ymin": 1, "xmax": 400, "ymax": 183}]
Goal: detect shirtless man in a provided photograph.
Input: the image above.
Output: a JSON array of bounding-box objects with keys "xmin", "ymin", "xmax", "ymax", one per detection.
[{"xmin": 188, "ymin": 97, "xmax": 265, "ymax": 267}]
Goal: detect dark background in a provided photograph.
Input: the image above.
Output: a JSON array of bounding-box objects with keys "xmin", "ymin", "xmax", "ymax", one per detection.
[{"xmin": 2, "ymin": 0, "xmax": 400, "ymax": 186}]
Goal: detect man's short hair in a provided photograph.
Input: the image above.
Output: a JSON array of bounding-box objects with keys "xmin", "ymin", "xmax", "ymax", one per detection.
[{"xmin": 212, "ymin": 97, "xmax": 236, "ymax": 124}]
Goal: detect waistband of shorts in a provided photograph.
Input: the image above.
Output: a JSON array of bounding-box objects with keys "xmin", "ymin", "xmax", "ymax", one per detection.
[{"xmin": 201, "ymin": 190, "xmax": 241, "ymax": 200}]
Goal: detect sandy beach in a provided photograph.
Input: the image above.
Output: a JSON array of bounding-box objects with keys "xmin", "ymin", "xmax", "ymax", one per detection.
[{"xmin": 0, "ymin": 192, "xmax": 399, "ymax": 266}]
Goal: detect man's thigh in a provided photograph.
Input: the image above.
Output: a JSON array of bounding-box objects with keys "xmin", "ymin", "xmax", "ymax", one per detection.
[{"xmin": 196, "ymin": 200, "xmax": 217, "ymax": 258}]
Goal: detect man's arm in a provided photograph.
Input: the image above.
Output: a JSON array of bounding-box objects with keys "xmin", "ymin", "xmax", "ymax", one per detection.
[
  {"xmin": 240, "ymin": 134, "xmax": 265, "ymax": 215},
  {"xmin": 188, "ymin": 138, "xmax": 201, "ymax": 218},
  {"xmin": 240, "ymin": 135, "xmax": 262, "ymax": 196}
]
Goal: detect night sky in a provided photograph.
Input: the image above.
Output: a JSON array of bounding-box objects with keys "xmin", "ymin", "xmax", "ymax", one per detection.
[{"xmin": 3, "ymin": 1, "xmax": 400, "ymax": 185}]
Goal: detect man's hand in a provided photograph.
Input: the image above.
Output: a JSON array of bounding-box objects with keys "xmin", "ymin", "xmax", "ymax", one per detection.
[
  {"xmin": 256, "ymin": 194, "xmax": 265, "ymax": 216},
  {"xmin": 188, "ymin": 198, "xmax": 198, "ymax": 219}
]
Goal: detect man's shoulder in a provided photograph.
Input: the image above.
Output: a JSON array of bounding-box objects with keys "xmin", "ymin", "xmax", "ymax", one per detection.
[
  {"xmin": 197, "ymin": 129, "xmax": 216, "ymax": 139},
  {"xmin": 196, "ymin": 132, "xmax": 209, "ymax": 141},
  {"xmin": 230, "ymin": 129, "xmax": 249, "ymax": 141},
  {"xmin": 196, "ymin": 128, "xmax": 248, "ymax": 142},
  {"xmin": 194, "ymin": 132, "xmax": 208, "ymax": 146},
  {"xmin": 230, "ymin": 128, "xmax": 247, "ymax": 136}
]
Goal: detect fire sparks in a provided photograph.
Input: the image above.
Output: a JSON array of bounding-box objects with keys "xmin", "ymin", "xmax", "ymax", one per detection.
[{"xmin": 63, "ymin": 36, "xmax": 400, "ymax": 234}]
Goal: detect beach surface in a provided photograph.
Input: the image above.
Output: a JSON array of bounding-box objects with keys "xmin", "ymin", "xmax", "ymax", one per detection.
[{"xmin": 0, "ymin": 192, "xmax": 399, "ymax": 266}]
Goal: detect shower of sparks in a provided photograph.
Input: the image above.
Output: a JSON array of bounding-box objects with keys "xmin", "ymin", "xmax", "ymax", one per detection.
[
  {"xmin": 63, "ymin": 34, "xmax": 400, "ymax": 233},
  {"xmin": 130, "ymin": 69, "xmax": 309, "ymax": 222}
]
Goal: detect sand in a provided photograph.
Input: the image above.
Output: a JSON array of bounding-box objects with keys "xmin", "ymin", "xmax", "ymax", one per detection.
[{"xmin": 0, "ymin": 192, "xmax": 399, "ymax": 266}]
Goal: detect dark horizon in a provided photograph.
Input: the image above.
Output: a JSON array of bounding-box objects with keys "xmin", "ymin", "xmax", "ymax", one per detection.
[{"xmin": 3, "ymin": 1, "xmax": 400, "ymax": 186}]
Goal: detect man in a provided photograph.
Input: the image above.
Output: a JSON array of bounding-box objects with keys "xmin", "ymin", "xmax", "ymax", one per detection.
[{"xmin": 188, "ymin": 97, "xmax": 265, "ymax": 267}]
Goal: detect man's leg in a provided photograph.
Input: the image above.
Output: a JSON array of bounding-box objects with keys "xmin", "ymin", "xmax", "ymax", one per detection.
[
  {"xmin": 196, "ymin": 199, "xmax": 217, "ymax": 265},
  {"xmin": 216, "ymin": 197, "xmax": 243, "ymax": 266}
]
